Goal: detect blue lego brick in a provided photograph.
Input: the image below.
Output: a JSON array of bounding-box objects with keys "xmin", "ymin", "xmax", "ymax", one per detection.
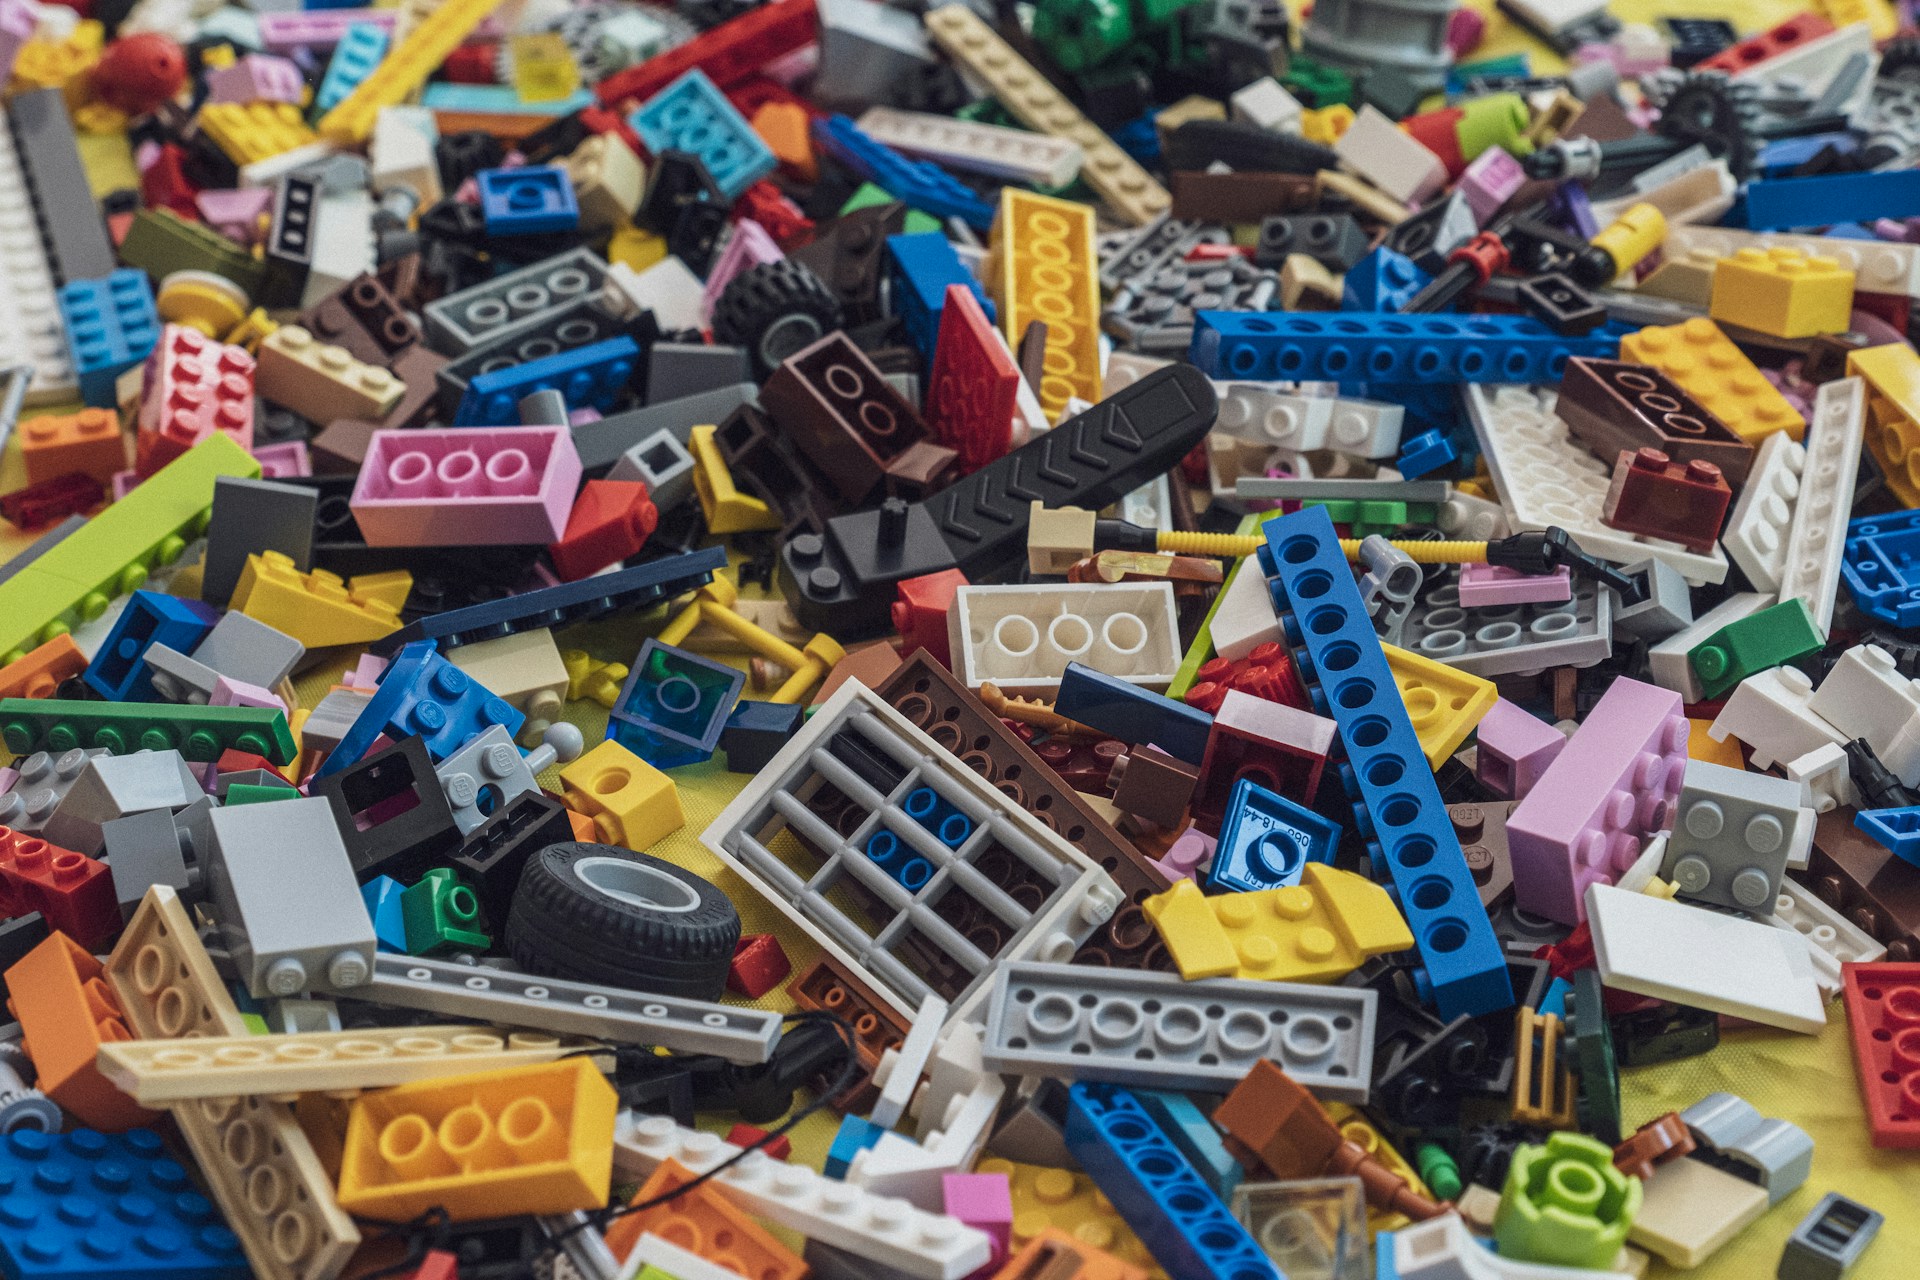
[
  {"xmin": 719, "ymin": 699, "xmax": 804, "ymax": 773},
  {"xmin": 1538, "ymin": 975, "xmax": 1571, "ymax": 1020},
  {"xmin": 886, "ymin": 232, "xmax": 995, "ymax": 361},
  {"xmin": 825, "ymin": 1115, "xmax": 888, "ymax": 1179},
  {"xmin": 1744, "ymin": 168, "xmax": 1920, "ymax": 229},
  {"xmin": 372, "ymin": 546, "xmax": 728, "ymax": 655},
  {"xmin": 813, "ymin": 115, "xmax": 996, "ymax": 231},
  {"xmin": 58, "ymin": 269, "xmax": 160, "ymax": 408},
  {"xmin": 1855, "ymin": 806, "xmax": 1920, "ymax": 869},
  {"xmin": 1110, "ymin": 114, "xmax": 1160, "ymax": 168},
  {"xmin": 1063, "ymin": 1083, "xmax": 1279, "ymax": 1280},
  {"xmin": 1358, "ymin": 380, "xmax": 1464, "ymax": 442},
  {"xmin": 901, "ymin": 784, "xmax": 973, "ymax": 848},
  {"xmin": 316, "ymin": 640, "xmax": 524, "ymax": 780},
  {"xmin": 83, "ymin": 589, "xmax": 218, "ymax": 702},
  {"xmin": 1203, "ymin": 775, "xmax": 1340, "ymax": 894},
  {"xmin": 476, "ymin": 166, "xmax": 582, "ymax": 236},
  {"xmin": 1133, "ymin": 1090, "xmax": 1242, "ymax": 1199},
  {"xmin": 1757, "ymin": 132, "xmax": 1858, "ymax": 178},
  {"xmin": 0, "ymin": 1126, "xmax": 249, "ymax": 1280},
  {"xmin": 1841, "ymin": 508, "xmax": 1920, "ymax": 629},
  {"xmin": 314, "ymin": 22, "xmax": 387, "ymax": 114},
  {"xmin": 1188, "ymin": 310, "xmax": 1623, "ymax": 383},
  {"xmin": 1341, "ymin": 248, "xmax": 1431, "ymax": 314},
  {"xmin": 453, "ymin": 335, "xmax": 639, "ymax": 425},
  {"xmin": 630, "ymin": 69, "xmax": 775, "ymax": 200},
  {"xmin": 1395, "ymin": 428, "xmax": 1458, "ymax": 479},
  {"xmin": 605, "ymin": 638, "xmax": 743, "ymax": 770},
  {"xmin": 1053, "ymin": 662, "xmax": 1214, "ymax": 766},
  {"xmin": 362, "ymin": 875, "xmax": 408, "ymax": 951},
  {"xmin": 863, "ymin": 827, "xmax": 935, "ymax": 891},
  {"xmin": 1260, "ymin": 506, "xmax": 1513, "ymax": 1020},
  {"xmin": 419, "ymin": 82, "xmax": 595, "ymax": 115}
]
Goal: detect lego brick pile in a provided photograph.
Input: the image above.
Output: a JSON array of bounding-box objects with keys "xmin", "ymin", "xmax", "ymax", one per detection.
[{"xmin": 0, "ymin": 0, "xmax": 1916, "ymax": 1277}]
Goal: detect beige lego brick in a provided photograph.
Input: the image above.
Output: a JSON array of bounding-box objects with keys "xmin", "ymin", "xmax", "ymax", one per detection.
[
  {"xmin": 1026, "ymin": 501, "xmax": 1097, "ymax": 573},
  {"xmin": 256, "ymin": 325, "xmax": 407, "ymax": 423},
  {"xmin": 564, "ymin": 133, "xmax": 645, "ymax": 231},
  {"xmin": 1627, "ymin": 1157, "xmax": 1769, "ymax": 1268},
  {"xmin": 448, "ymin": 627, "xmax": 571, "ymax": 742}
]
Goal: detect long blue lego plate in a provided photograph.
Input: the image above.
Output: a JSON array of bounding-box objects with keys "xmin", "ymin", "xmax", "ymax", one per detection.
[
  {"xmin": 1189, "ymin": 310, "xmax": 1623, "ymax": 383},
  {"xmin": 1260, "ymin": 506, "xmax": 1513, "ymax": 1020}
]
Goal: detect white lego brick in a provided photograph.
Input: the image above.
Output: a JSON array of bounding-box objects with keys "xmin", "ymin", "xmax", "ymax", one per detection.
[
  {"xmin": 605, "ymin": 256, "xmax": 706, "ymax": 333},
  {"xmin": 1664, "ymin": 223, "xmax": 1920, "ymax": 299},
  {"xmin": 1732, "ymin": 20, "xmax": 1876, "ymax": 117},
  {"xmin": 0, "ymin": 115, "xmax": 77, "ymax": 405},
  {"xmin": 855, "ymin": 107, "xmax": 1083, "ymax": 189},
  {"xmin": 301, "ymin": 189, "xmax": 375, "ymax": 309},
  {"xmin": 1466, "ymin": 384, "xmax": 1729, "ymax": 584},
  {"xmin": 1647, "ymin": 591, "xmax": 1770, "ymax": 703},
  {"xmin": 370, "ymin": 105, "xmax": 442, "ymax": 206},
  {"xmin": 1229, "ymin": 78, "xmax": 1303, "ymax": 133},
  {"xmin": 1438, "ymin": 488, "xmax": 1511, "ymax": 541},
  {"xmin": 947, "ymin": 582, "xmax": 1182, "ymax": 695},
  {"xmin": 1115, "ymin": 472, "xmax": 1175, "ymax": 532},
  {"xmin": 1720, "ymin": 430, "xmax": 1804, "ymax": 593},
  {"xmin": 1335, "ymin": 105, "xmax": 1447, "ymax": 205},
  {"xmin": 1709, "ymin": 666, "xmax": 1845, "ymax": 771},
  {"xmin": 1210, "ymin": 556, "xmax": 1283, "ymax": 662},
  {"xmin": 616, "ymin": 1234, "xmax": 744, "ymax": 1280},
  {"xmin": 1782, "ymin": 741, "xmax": 1857, "ymax": 815},
  {"xmin": 1808, "ymin": 644, "xmax": 1920, "ymax": 785},
  {"xmin": 1502, "ymin": 0, "xmax": 1610, "ymax": 35},
  {"xmin": 1586, "ymin": 882, "xmax": 1827, "ymax": 1034},
  {"xmin": 1103, "ymin": 350, "xmax": 1173, "ymax": 396},
  {"xmin": 870, "ymin": 993, "xmax": 947, "ymax": 1132},
  {"xmin": 237, "ymin": 140, "xmax": 335, "ymax": 188},
  {"xmin": 1387, "ymin": 1212, "xmax": 1636, "ymax": 1280},
  {"xmin": 1212, "ymin": 382, "xmax": 1331, "ymax": 450},
  {"xmin": 611, "ymin": 1114, "xmax": 994, "ymax": 1279},
  {"xmin": 849, "ymin": 1076, "xmax": 1002, "ymax": 1209},
  {"xmin": 908, "ymin": 1020, "xmax": 991, "ymax": 1139},
  {"xmin": 1780, "ymin": 377, "xmax": 1864, "ymax": 634},
  {"xmin": 1589, "ymin": 160, "xmax": 1738, "ymax": 229},
  {"xmin": 1324, "ymin": 394, "xmax": 1405, "ymax": 458}
]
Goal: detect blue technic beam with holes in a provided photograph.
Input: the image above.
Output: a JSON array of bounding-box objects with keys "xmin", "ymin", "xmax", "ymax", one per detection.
[
  {"xmin": 1259, "ymin": 505, "xmax": 1513, "ymax": 1020},
  {"xmin": 1189, "ymin": 310, "xmax": 1623, "ymax": 384}
]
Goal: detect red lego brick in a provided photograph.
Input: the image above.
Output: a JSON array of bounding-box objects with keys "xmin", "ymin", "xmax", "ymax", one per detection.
[
  {"xmin": 1841, "ymin": 961, "xmax": 1920, "ymax": 1148},
  {"xmin": 404, "ymin": 1250, "xmax": 460, "ymax": 1280},
  {"xmin": 138, "ymin": 143, "xmax": 200, "ymax": 219},
  {"xmin": 442, "ymin": 42, "xmax": 499, "ymax": 84},
  {"xmin": 1599, "ymin": 447, "xmax": 1731, "ymax": 553},
  {"xmin": 0, "ymin": 472, "xmax": 105, "ymax": 528},
  {"xmin": 1696, "ymin": 14, "xmax": 1834, "ymax": 75},
  {"xmin": 0, "ymin": 829, "xmax": 119, "ymax": 949},
  {"xmin": 726, "ymin": 932, "xmax": 792, "ymax": 998},
  {"xmin": 135, "ymin": 325, "xmax": 256, "ymax": 477},
  {"xmin": 1189, "ymin": 685, "xmax": 1331, "ymax": 836},
  {"xmin": 725, "ymin": 1123, "xmax": 791, "ymax": 1160},
  {"xmin": 891, "ymin": 568, "xmax": 967, "ymax": 667},
  {"xmin": 1184, "ymin": 641, "xmax": 1308, "ymax": 715},
  {"xmin": 927, "ymin": 284, "xmax": 1019, "ymax": 474},
  {"xmin": 216, "ymin": 748, "xmax": 286, "ymax": 781},
  {"xmin": 548, "ymin": 479, "xmax": 658, "ymax": 581},
  {"xmin": 1537, "ymin": 921, "xmax": 1595, "ymax": 982},
  {"xmin": 734, "ymin": 181, "xmax": 814, "ymax": 250},
  {"xmin": 1034, "ymin": 737, "xmax": 1126, "ymax": 794},
  {"xmin": 596, "ymin": 0, "xmax": 818, "ymax": 108}
]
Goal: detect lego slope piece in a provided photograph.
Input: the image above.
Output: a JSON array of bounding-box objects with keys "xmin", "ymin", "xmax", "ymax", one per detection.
[
  {"xmin": 992, "ymin": 190, "xmax": 1101, "ymax": 421},
  {"xmin": 1839, "ymin": 961, "xmax": 1920, "ymax": 1147},
  {"xmin": 1781, "ymin": 376, "xmax": 1865, "ymax": 634},
  {"xmin": 1620, "ymin": 318, "xmax": 1807, "ymax": 444},
  {"xmin": 1260, "ymin": 507, "xmax": 1511, "ymax": 1019},
  {"xmin": 1586, "ymin": 883, "xmax": 1826, "ymax": 1033}
]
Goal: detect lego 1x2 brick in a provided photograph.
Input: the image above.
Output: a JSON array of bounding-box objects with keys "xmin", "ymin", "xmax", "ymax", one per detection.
[
  {"xmin": 1189, "ymin": 310, "xmax": 1623, "ymax": 383},
  {"xmin": 1259, "ymin": 505, "xmax": 1513, "ymax": 1020}
]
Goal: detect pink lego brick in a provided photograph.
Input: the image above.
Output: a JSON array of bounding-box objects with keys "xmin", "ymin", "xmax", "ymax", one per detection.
[
  {"xmin": 256, "ymin": 9, "xmax": 504, "ymax": 53},
  {"xmin": 196, "ymin": 187, "xmax": 275, "ymax": 245},
  {"xmin": 346, "ymin": 655, "xmax": 389, "ymax": 690},
  {"xmin": 1456, "ymin": 563, "xmax": 1572, "ymax": 607},
  {"xmin": 211, "ymin": 676, "xmax": 288, "ymax": 715},
  {"xmin": 1457, "ymin": 146, "xmax": 1526, "ymax": 224},
  {"xmin": 1474, "ymin": 697, "xmax": 1567, "ymax": 800},
  {"xmin": 0, "ymin": 0, "xmax": 35, "ymax": 84},
  {"xmin": 136, "ymin": 326, "xmax": 256, "ymax": 477},
  {"xmin": 1152, "ymin": 826, "xmax": 1215, "ymax": 883},
  {"xmin": 941, "ymin": 1172, "xmax": 1011, "ymax": 1268},
  {"xmin": 700, "ymin": 218, "xmax": 784, "ymax": 323},
  {"xmin": 203, "ymin": 54, "xmax": 306, "ymax": 104},
  {"xmin": 1507, "ymin": 677, "xmax": 1688, "ymax": 925},
  {"xmin": 349, "ymin": 426, "xmax": 583, "ymax": 547},
  {"xmin": 111, "ymin": 470, "xmax": 141, "ymax": 500},
  {"xmin": 251, "ymin": 440, "xmax": 312, "ymax": 478}
]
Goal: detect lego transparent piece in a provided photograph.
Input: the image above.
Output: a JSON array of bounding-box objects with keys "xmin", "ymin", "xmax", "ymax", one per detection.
[
  {"xmin": 1779, "ymin": 377, "xmax": 1864, "ymax": 635},
  {"xmin": 1399, "ymin": 579, "xmax": 1612, "ymax": 677},
  {"xmin": 1230, "ymin": 1177, "xmax": 1369, "ymax": 1280}
]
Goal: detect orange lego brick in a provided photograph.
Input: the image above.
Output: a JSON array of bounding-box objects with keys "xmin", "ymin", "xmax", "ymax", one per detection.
[
  {"xmin": 1619, "ymin": 318, "xmax": 1806, "ymax": 444},
  {"xmin": 0, "ymin": 635, "xmax": 86, "ymax": 700},
  {"xmin": 5, "ymin": 931, "xmax": 158, "ymax": 1132},
  {"xmin": 604, "ymin": 1157, "xmax": 808, "ymax": 1278},
  {"xmin": 753, "ymin": 101, "xmax": 817, "ymax": 182},
  {"xmin": 992, "ymin": 1227, "xmax": 1150, "ymax": 1280},
  {"xmin": 19, "ymin": 409, "xmax": 129, "ymax": 485}
]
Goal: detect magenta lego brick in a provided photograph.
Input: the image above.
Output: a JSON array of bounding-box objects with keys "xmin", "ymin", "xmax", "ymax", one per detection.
[
  {"xmin": 1456, "ymin": 563, "xmax": 1571, "ymax": 607},
  {"xmin": 1506, "ymin": 677, "xmax": 1688, "ymax": 925},
  {"xmin": 348, "ymin": 426, "xmax": 582, "ymax": 547},
  {"xmin": 1474, "ymin": 697, "xmax": 1567, "ymax": 802}
]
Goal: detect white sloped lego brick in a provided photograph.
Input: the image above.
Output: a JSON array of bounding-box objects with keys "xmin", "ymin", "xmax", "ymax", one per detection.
[
  {"xmin": 1648, "ymin": 592, "xmax": 1770, "ymax": 702},
  {"xmin": 1709, "ymin": 666, "xmax": 1845, "ymax": 770},
  {"xmin": 1808, "ymin": 644, "xmax": 1920, "ymax": 785},
  {"xmin": 1209, "ymin": 556, "xmax": 1283, "ymax": 662}
]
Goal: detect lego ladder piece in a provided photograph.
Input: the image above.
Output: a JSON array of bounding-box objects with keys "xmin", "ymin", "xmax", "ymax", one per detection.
[{"xmin": 1260, "ymin": 506, "xmax": 1512, "ymax": 1019}]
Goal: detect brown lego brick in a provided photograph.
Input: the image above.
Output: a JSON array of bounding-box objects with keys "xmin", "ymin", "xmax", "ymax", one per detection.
[
  {"xmin": 1600, "ymin": 447, "xmax": 1732, "ymax": 553},
  {"xmin": 1169, "ymin": 170, "xmax": 1317, "ymax": 223},
  {"xmin": 299, "ymin": 273, "xmax": 421, "ymax": 368},
  {"xmin": 788, "ymin": 955, "xmax": 907, "ymax": 1112},
  {"xmin": 1804, "ymin": 808, "xmax": 1920, "ymax": 962},
  {"xmin": 1451, "ymin": 800, "xmax": 1516, "ymax": 908},
  {"xmin": 1556, "ymin": 358, "xmax": 1756, "ymax": 488},
  {"xmin": 1108, "ymin": 745, "xmax": 1197, "ymax": 829},
  {"xmin": 759, "ymin": 332, "xmax": 952, "ymax": 504},
  {"xmin": 1614, "ymin": 1112, "xmax": 1695, "ymax": 1181}
]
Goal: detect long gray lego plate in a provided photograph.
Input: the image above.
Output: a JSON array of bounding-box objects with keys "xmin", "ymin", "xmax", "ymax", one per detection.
[
  {"xmin": 980, "ymin": 960, "xmax": 1376, "ymax": 1102},
  {"xmin": 1398, "ymin": 577, "xmax": 1613, "ymax": 676}
]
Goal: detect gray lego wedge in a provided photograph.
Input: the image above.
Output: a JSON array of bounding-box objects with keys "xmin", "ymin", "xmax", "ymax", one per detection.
[
  {"xmin": 0, "ymin": 748, "xmax": 108, "ymax": 834},
  {"xmin": 646, "ymin": 342, "xmax": 752, "ymax": 403},
  {"xmin": 980, "ymin": 961, "xmax": 1376, "ymax": 1103},
  {"xmin": 201, "ymin": 477, "xmax": 318, "ymax": 607},
  {"xmin": 191, "ymin": 609, "xmax": 306, "ymax": 689},
  {"xmin": 423, "ymin": 247, "xmax": 610, "ymax": 354},
  {"xmin": 41, "ymin": 749, "xmax": 203, "ymax": 854},
  {"xmin": 1612, "ymin": 557, "xmax": 1694, "ymax": 640},
  {"xmin": 103, "ymin": 806, "xmax": 195, "ymax": 919},
  {"xmin": 1399, "ymin": 577, "xmax": 1613, "ymax": 676},
  {"xmin": 144, "ymin": 643, "xmax": 222, "ymax": 704},
  {"xmin": 1659, "ymin": 760, "xmax": 1810, "ymax": 915},
  {"xmin": 1680, "ymin": 1091, "xmax": 1814, "ymax": 1205},
  {"xmin": 357, "ymin": 952, "xmax": 781, "ymax": 1063}
]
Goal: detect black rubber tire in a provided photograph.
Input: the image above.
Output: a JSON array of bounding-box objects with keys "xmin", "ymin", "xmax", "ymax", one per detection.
[
  {"xmin": 505, "ymin": 842, "xmax": 739, "ymax": 999},
  {"xmin": 711, "ymin": 259, "xmax": 844, "ymax": 375}
]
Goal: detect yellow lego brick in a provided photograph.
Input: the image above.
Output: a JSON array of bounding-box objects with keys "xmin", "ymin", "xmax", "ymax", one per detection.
[
  {"xmin": 1687, "ymin": 716, "xmax": 1745, "ymax": 767},
  {"xmin": 1619, "ymin": 317, "xmax": 1806, "ymax": 444},
  {"xmin": 1208, "ymin": 864, "xmax": 1414, "ymax": 983},
  {"xmin": 9, "ymin": 20, "xmax": 102, "ymax": 92},
  {"xmin": 337, "ymin": 1058, "xmax": 617, "ymax": 1222},
  {"xmin": 510, "ymin": 32, "xmax": 579, "ymax": 102},
  {"xmin": 1813, "ymin": 0, "xmax": 1898, "ymax": 40},
  {"xmin": 319, "ymin": 0, "xmax": 509, "ymax": 142},
  {"xmin": 1709, "ymin": 246, "xmax": 1855, "ymax": 338},
  {"xmin": 558, "ymin": 738, "xmax": 684, "ymax": 850},
  {"xmin": 256, "ymin": 325, "xmax": 407, "ymax": 423},
  {"xmin": 1383, "ymin": 642, "xmax": 1497, "ymax": 770},
  {"xmin": 923, "ymin": 5, "xmax": 1169, "ymax": 226},
  {"xmin": 351, "ymin": 569, "xmax": 415, "ymax": 612},
  {"xmin": 1140, "ymin": 878, "xmax": 1239, "ymax": 979},
  {"xmin": 562, "ymin": 649, "xmax": 628, "ymax": 707},
  {"xmin": 1847, "ymin": 341, "xmax": 1920, "ymax": 506},
  {"xmin": 197, "ymin": 102, "xmax": 316, "ymax": 165},
  {"xmin": 609, "ymin": 222, "xmax": 668, "ymax": 271},
  {"xmin": 976, "ymin": 1157, "xmax": 1163, "ymax": 1278},
  {"xmin": 1325, "ymin": 1103, "xmax": 1432, "ymax": 1234},
  {"xmin": 993, "ymin": 189, "xmax": 1102, "ymax": 421},
  {"xmin": 1299, "ymin": 104, "xmax": 1354, "ymax": 145},
  {"xmin": 231, "ymin": 551, "xmax": 405, "ymax": 647},
  {"xmin": 688, "ymin": 423, "xmax": 781, "ymax": 533}
]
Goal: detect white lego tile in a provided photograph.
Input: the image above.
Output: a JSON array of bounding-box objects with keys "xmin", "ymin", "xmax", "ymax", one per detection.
[
  {"xmin": 1647, "ymin": 592, "xmax": 1770, "ymax": 702},
  {"xmin": 1709, "ymin": 666, "xmax": 1845, "ymax": 771},
  {"xmin": 1720, "ymin": 429, "xmax": 1804, "ymax": 593},
  {"xmin": 301, "ymin": 189, "xmax": 375, "ymax": 309},
  {"xmin": 1780, "ymin": 377, "xmax": 1864, "ymax": 634},
  {"xmin": 1586, "ymin": 883, "xmax": 1827, "ymax": 1034}
]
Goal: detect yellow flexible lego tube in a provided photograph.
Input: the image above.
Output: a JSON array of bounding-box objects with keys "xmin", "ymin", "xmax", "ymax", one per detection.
[{"xmin": 1154, "ymin": 530, "xmax": 1491, "ymax": 563}]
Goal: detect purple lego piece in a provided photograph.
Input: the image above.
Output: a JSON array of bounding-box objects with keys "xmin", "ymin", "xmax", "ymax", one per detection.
[
  {"xmin": 1506, "ymin": 677, "xmax": 1687, "ymax": 925},
  {"xmin": 349, "ymin": 426, "xmax": 582, "ymax": 546},
  {"xmin": 0, "ymin": 0, "xmax": 35, "ymax": 83},
  {"xmin": 252, "ymin": 440, "xmax": 311, "ymax": 478},
  {"xmin": 700, "ymin": 218, "xmax": 784, "ymax": 323},
  {"xmin": 1474, "ymin": 697, "xmax": 1567, "ymax": 801},
  {"xmin": 211, "ymin": 676, "xmax": 287, "ymax": 714},
  {"xmin": 1457, "ymin": 563, "xmax": 1572, "ymax": 607},
  {"xmin": 1152, "ymin": 826, "xmax": 1216, "ymax": 883},
  {"xmin": 197, "ymin": 187, "xmax": 275, "ymax": 244},
  {"xmin": 1458, "ymin": 147, "xmax": 1526, "ymax": 224},
  {"xmin": 941, "ymin": 1172, "xmax": 1012, "ymax": 1266},
  {"xmin": 204, "ymin": 53, "xmax": 306, "ymax": 104},
  {"xmin": 111, "ymin": 469, "xmax": 141, "ymax": 500}
]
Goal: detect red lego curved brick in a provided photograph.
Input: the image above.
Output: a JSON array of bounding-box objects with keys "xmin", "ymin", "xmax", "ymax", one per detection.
[
  {"xmin": 549, "ymin": 479, "xmax": 658, "ymax": 581},
  {"xmin": 595, "ymin": 0, "xmax": 818, "ymax": 109},
  {"xmin": 1841, "ymin": 960, "xmax": 1920, "ymax": 1148},
  {"xmin": 892, "ymin": 568, "xmax": 967, "ymax": 667}
]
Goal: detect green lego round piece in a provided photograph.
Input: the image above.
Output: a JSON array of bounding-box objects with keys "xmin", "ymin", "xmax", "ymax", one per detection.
[
  {"xmin": 1494, "ymin": 1132, "xmax": 1644, "ymax": 1269},
  {"xmin": 1456, "ymin": 93, "xmax": 1530, "ymax": 163}
]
